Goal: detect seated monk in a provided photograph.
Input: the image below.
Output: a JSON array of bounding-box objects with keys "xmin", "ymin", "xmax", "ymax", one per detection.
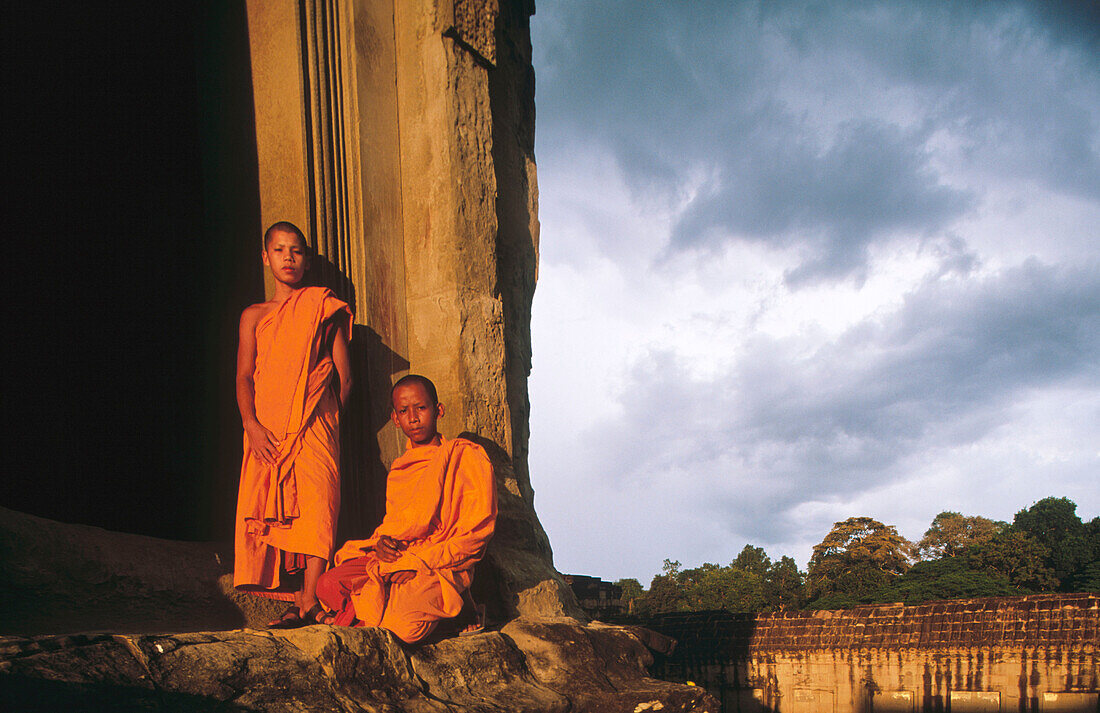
[{"xmin": 316, "ymin": 374, "xmax": 496, "ymax": 643}]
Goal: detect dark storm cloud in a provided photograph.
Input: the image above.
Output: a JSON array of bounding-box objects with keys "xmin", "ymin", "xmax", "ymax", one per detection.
[
  {"xmin": 779, "ymin": 1, "xmax": 1100, "ymax": 202},
  {"xmin": 741, "ymin": 261, "xmax": 1100, "ymax": 446},
  {"xmin": 671, "ymin": 121, "xmax": 972, "ymax": 285},
  {"xmin": 534, "ymin": 0, "xmax": 1100, "ymax": 279},
  {"xmin": 983, "ymin": 0, "xmax": 1100, "ymax": 55},
  {"xmin": 579, "ymin": 260, "xmax": 1100, "ymax": 541}
]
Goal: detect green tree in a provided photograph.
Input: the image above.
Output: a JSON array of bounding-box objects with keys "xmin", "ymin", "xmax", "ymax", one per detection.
[
  {"xmin": 634, "ymin": 550, "xmax": 803, "ymax": 615},
  {"xmin": 967, "ymin": 529, "xmax": 1057, "ymax": 591},
  {"xmin": 1012, "ymin": 497, "xmax": 1092, "ymax": 590},
  {"xmin": 807, "ymin": 517, "xmax": 913, "ymax": 603},
  {"xmin": 615, "ymin": 578, "xmax": 644, "ymax": 613},
  {"xmin": 764, "ymin": 555, "xmax": 807, "ymax": 610},
  {"xmin": 682, "ymin": 562, "xmax": 767, "ymax": 612},
  {"xmin": 637, "ymin": 560, "xmax": 687, "ymax": 615},
  {"xmin": 1082, "ymin": 517, "xmax": 1100, "ymax": 591},
  {"xmin": 916, "ymin": 511, "xmax": 1003, "ymax": 560},
  {"xmin": 733, "ymin": 545, "xmax": 772, "ymax": 575},
  {"xmin": 870, "ymin": 557, "xmax": 1019, "ymax": 604},
  {"xmin": 1074, "ymin": 561, "xmax": 1100, "ymax": 593}
]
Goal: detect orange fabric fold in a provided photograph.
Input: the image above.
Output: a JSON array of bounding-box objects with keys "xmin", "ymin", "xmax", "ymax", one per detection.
[
  {"xmin": 233, "ymin": 286, "xmax": 351, "ymax": 592},
  {"xmin": 332, "ymin": 437, "xmax": 496, "ymax": 636}
]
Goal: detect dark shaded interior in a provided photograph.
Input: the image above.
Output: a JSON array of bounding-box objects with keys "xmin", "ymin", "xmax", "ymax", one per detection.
[{"xmin": 3, "ymin": 1, "xmax": 262, "ymax": 542}]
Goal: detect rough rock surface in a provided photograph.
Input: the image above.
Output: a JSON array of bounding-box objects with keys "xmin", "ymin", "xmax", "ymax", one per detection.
[
  {"xmin": 0, "ymin": 508, "xmax": 716, "ymax": 710},
  {"xmin": 1, "ymin": 622, "xmax": 717, "ymax": 712},
  {"xmin": 0, "ymin": 506, "xmax": 246, "ymax": 636}
]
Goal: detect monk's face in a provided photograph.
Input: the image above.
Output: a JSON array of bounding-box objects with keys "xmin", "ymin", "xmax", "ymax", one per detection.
[
  {"xmin": 391, "ymin": 383, "xmax": 444, "ymax": 446},
  {"xmin": 262, "ymin": 229, "xmax": 309, "ymax": 286}
]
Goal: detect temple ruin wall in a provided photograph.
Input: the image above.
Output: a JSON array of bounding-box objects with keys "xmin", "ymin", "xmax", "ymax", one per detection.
[{"xmin": 645, "ymin": 594, "xmax": 1098, "ymax": 712}]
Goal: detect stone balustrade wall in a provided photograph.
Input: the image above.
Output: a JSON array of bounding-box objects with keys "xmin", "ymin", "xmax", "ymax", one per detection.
[{"xmin": 639, "ymin": 594, "xmax": 1098, "ymax": 712}]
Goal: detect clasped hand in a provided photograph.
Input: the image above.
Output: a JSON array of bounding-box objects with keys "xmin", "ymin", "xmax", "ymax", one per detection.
[
  {"xmin": 375, "ymin": 535, "xmax": 405, "ymax": 562},
  {"xmin": 375, "ymin": 536, "xmax": 414, "ymax": 585},
  {"xmin": 245, "ymin": 420, "xmax": 280, "ymax": 466}
]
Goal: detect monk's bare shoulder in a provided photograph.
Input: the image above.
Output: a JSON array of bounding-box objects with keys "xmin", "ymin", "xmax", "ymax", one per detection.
[{"xmin": 239, "ymin": 300, "xmax": 277, "ymax": 333}]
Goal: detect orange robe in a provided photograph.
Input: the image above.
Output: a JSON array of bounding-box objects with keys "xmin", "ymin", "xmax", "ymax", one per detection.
[
  {"xmin": 233, "ymin": 286, "xmax": 351, "ymax": 594},
  {"xmin": 321, "ymin": 437, "xmax": 495, "ymax": 642}
]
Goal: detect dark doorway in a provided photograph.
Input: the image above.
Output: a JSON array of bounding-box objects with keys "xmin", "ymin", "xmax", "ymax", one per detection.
[{"xmin": 3, "ymin": 1, "xmax": 262, "ymax": 541}]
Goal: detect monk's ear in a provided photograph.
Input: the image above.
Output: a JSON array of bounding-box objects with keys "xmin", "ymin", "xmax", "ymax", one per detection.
[
  {"xmin": 390, "ymin": 409, "xmax": 400, "ymax": 428},
  {"xmin": 436, "ymin": 402, "xmax": 445, "ymax": 419},
  {"xmin": 261, "ymin": 248, "xmax": 271, "ymax": 266}
]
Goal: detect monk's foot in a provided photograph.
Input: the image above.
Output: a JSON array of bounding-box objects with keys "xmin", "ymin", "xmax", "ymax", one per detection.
[
  {"xmin": 299, "ymin": 602, "xmax": 330, "ymax": 625},
  {"xmin": 459, "ymin": 603, "xmax": 486, "ymax": 636},
  {"xmin": 268, "ymin": 605, "xmax": 305, "ymax": 629}
]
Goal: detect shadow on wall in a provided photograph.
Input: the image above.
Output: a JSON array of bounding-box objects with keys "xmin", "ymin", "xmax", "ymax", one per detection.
[
  {"xmin": 458, "ymin": 433, "xmax": 520, "ymax": 626},
  {"xmin": 488, "ymin": 0, "xmax": 539, "ymax": 508},
  {"xmin": 310, "ymin": 253, "xmax": 409, "ymax": 545},
  {"xmin": 459, "ymin": 432, "xmax": 574, "ymax": 624},
  {"xmin": 309, "ymin": 254, "xmax": 528, "ymax": 624},
  {"xmin": 4, "ymin": 0, "xmax": 264, "ymax": 545},
  {"xmin": 636, "ymin": 611, "xmax": 761, "ymax": 712}
]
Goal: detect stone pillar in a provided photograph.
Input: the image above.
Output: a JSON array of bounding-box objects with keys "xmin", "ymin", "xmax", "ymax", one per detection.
[{"xmin": 244, "ymin": 0, "xmax": 580, "ymax": 620}]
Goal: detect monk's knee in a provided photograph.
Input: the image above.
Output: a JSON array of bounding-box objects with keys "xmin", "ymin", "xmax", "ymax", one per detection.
[
  {"xmin": 385, "ymin": 618, "xmax": 437, "ymax": 644},
  {"xmin": 315, "ymin": 571, "xmax": 344, "ymax": 611}
]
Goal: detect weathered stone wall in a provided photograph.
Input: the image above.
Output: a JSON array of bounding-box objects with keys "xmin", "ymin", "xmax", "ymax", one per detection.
[{"xmin": 642, "ymin": 594, "xmax": 1099, "ymax": 712}]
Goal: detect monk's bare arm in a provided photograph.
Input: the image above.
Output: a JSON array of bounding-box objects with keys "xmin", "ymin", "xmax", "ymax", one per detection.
[
  {"xmin": 236, "ymin": 305, "xmax": 279, "ymax": 465},
  {"xmin": 331, "ymin": 323, "xmax": 352, "ymax": 410}
]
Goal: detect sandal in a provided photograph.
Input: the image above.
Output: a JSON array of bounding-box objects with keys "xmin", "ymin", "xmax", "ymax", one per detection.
[
  {"xmin": 268, "ymin": 605, "xmax": 304, "ymax": 629},
  {"xmin": 300, "ymin": 602, "xmax": 330, "ymax": 625},
  {"xmin": 269, "ymin": 602, "xmax": 329, "ymax": 629}
]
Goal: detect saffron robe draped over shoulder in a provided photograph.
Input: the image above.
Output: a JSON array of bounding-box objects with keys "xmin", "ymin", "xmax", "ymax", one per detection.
[
  {"xmin": 234, "ymin": 286, "xmax": 351, "ymax": 593},
  {"xmin": 329, "ymin": 437, "xmax": 496, "ymax": 637}
]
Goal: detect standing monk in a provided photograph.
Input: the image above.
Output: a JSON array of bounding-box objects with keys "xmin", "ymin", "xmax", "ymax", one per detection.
[
  {"xmin": 316, "ymin": 375, "xmax": 496, "ymax": 644},
  {"xmin": 234, "ymin": 221, "xmax": 352, "ymax": 627}
]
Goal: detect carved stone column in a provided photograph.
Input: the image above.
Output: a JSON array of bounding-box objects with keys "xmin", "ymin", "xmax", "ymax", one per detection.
[{"xmin": 245, "ymin": 0, "xmax": 581, "ymax": 620}]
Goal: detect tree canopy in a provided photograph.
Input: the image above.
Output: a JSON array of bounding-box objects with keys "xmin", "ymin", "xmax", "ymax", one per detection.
[
  {"xmin": 807, "ymin": 517, "xmax": 912, "ymax": 602},
  {"xmin": 1012, "ymin": 497, "xmax": 1095, "ymax": 590},
  {"xmin": 965, "ymin": 528, "xmax": 1057, "ymax": 591},
  {"xmin": 871, "ymin": 557, "xmax": 1020, "ymax": 604},
  {"xmin": 631, "ymin": 548, "xmax": 807, "ymax": 616},
  {"xmin": 617, "ymin": 496, "xmax": 1095, "ymax": 617},
  {"xmin": 916, "ymin": 511, "xmax": 1003, "ymax": 559}
]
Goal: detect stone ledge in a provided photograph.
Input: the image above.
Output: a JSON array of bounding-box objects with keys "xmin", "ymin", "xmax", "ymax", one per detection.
[{"xmin": 1, "ymin": 619, "xmax": 718, "ymax": 712}]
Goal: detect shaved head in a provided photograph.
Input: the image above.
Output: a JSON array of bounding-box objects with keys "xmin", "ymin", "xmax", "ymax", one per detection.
[
  {"xmin": 263, "ymin": 220, "xmax": 308, "ymax": 249},
  {"xmin": 392, "ymin": 374, "xmax": 438, "ymax": 406}
]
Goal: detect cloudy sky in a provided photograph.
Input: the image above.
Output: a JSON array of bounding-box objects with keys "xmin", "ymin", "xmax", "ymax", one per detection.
[{"xmin": 524, "ymin": 1, "xmax": 1100, "ymax": 584}]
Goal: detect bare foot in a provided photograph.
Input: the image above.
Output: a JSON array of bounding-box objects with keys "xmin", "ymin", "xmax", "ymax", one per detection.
[
  {"xmin": 295, "ymin": 592, "xmax": 320, "ymax": 616},
  {"xmin": 460, "ymin": 603, "xmax": 486, "ymax": 636}
]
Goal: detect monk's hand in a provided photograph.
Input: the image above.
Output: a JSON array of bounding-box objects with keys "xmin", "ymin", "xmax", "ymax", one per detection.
[
  {"xmin": 244, "ymin": 420, "xmax": 280, "ymax": 466},
  {"xmin": 387, "ymin": 570, "xmax": 415, "ymax": 585},
  {"xmin": 375, "ymin": 535, "xmax": 402, "ymax": 562}
]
